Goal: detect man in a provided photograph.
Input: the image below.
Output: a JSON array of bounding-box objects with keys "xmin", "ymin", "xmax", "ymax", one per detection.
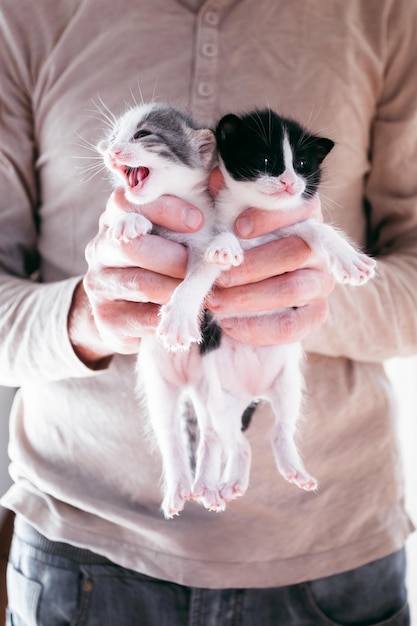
[{"xmin": 0, "ymin": 0, "xmax": 415, "ymax": 623}]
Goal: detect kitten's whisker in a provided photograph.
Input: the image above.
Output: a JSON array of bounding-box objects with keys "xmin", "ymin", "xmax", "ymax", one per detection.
[
  {"xmin": 251, "ymin": 108, "xmax": 269, "ymax": 144},
  {"xmin": 72, "ymin": 134, "xmax": 101, "ymax": 154},
  {"xmin": 151, "ymin": 77, "xmax": 160, "ymax": 103},
  {"xmin": 91, "ymin": 96, "xmax": 117, "ymax": 130},
  {"xmin": 75, "ymin": 162, "xmax": 108, "ymax": 184},
  {"xmin": 129, "ymin": 85, "xmax": 140, "ymax": 109}
]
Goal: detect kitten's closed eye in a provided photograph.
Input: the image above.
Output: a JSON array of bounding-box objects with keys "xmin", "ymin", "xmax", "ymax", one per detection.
[{"xmin": 133, "ymin": 129, "xmax": 152, "ymax": 140}]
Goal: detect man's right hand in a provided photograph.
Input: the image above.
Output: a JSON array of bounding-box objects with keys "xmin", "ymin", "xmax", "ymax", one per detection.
[{"xmin": 68, "ymin": 189, "xmax": 204, "ymax": 368}]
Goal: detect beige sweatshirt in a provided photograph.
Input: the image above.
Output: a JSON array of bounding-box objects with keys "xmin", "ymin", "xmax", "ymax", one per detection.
[{"xmin": 0, "ymin": 0, "xmax": 416, "ymax": 588}]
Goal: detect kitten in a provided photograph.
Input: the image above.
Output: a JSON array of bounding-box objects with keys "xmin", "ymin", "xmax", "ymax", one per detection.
[
  {"xmin": 192, "ymin": 109, "xmax": 376, "ymax": 510},
  {"xmin": 98, "ymin": 102, "xmax": 227, "ymax": 518},
  {"xmin": 98, "ymin": 104, "xmax": 376, "ymax": 517}
]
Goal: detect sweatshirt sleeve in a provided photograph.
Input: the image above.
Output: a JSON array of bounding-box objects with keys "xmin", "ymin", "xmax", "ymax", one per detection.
[
  {"xmin": 0, "ymin": 6, "xmax": 107, "ymax": 386},
  {"xmin": 0, "ymin": 276, "xmax": 106, "ymax": 386},
  {"xmin": 304, "ymin": 3, "xmax": 417, "ymax": 363}
]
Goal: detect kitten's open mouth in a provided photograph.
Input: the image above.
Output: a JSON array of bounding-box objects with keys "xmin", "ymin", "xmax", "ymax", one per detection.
[{"xmin": 124, "ymin": 166, "xmax": 150, "ymax": 189}]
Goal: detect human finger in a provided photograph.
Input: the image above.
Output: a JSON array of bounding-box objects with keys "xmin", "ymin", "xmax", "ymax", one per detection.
[
  {"xmin": 219, "ymin": 300, "xmax": 329, "ymax": 346},
  {"xmin": 217, "ymin": 236, "xmax": 312, "ymax": 288},
  {"xmin": 208, "ymin": 268, "xmax": 335, "ymax": 316},
  {"xmin": 110, "ymin": 186, "xmax": 204, "ymax": 233},
  {"xmin": 234, "ymin": 193, "xmax": 322, "ymax": 239},
  {"xmin": 86, "ymin": 298, "xmax": 160, "ymax": 354},
  {"xmin": 84, "ymin": 266, "xmax": 181, "ymax": 306},
  {"xmin": 85, "ymin": 229, "xmax": 188, "ymax": 278}
]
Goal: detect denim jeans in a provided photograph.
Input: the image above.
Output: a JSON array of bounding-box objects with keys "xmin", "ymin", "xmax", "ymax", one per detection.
[{"xmin": 7, "ymin": 517, "xmax": 410, "ymax": 626}]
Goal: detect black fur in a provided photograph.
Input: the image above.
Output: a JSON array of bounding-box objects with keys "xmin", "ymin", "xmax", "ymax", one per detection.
[
  {"xmin": 199, "ymin": 310, "xmax": 222, "ymax": 355},
  {"xmin": 215, "ymin": 109, "xmax": 334, "ymax": 197}
]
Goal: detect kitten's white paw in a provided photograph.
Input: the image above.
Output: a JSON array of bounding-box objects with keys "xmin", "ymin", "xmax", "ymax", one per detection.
[
  {"xmin": 331, "ymin": 253, "xmax": 376, "ymax": 285},
  {"xmin": 157, "ymin": 305, "xmax": 200, "ymax": 351},
  {"xmin": 205, "ymin": 232, "xmax": 244, "ymax": 268},
  {"xmin": 220, "ymin": 480, "xmax": 247, "ymax": 503},
  {"xmin": 162, "ymin": 482, "xmax": 193, "ymax": 519},
  {"xmin": 205, "ymin": 248, "xmax": 244, "ymax": 267},
  {"xmin": 283, "ymin": 467, "xmax": 318, "ymax": 492},
  {"xmin": 193, "ymin": 484, "xmax": 226, "ymax": 512},
  {"xmin": 107, "ymin": 213, "xmax": 152, "ymax": 242}
]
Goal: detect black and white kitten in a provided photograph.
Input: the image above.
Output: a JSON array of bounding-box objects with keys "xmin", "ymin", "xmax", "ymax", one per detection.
[{"xmin": 192, "ymin": 109, "xmax": 376, "ymax": 508}]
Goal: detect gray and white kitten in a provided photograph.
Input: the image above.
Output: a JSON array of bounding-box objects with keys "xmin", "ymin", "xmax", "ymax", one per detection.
[{"xmin": 98, "ymin": 102, "xmax": 229, "ymax": 518}]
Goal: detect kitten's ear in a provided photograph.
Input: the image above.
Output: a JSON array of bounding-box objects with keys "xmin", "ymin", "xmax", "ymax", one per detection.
[
  {"xmin": 215, "ymin": 114, "xmax": 241, "ymax": 145},
  {"xmin": 314, "ymin": 137, "xmax": 335, "ymax": 164},
  {"xmin": 194, "ymin": 129, "xmax": 217, "ymax": 168}
]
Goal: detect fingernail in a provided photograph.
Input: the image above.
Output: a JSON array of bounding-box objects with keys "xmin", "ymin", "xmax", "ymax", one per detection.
[
  {"xmin": 236, "ymin": 215, "xmax": 253, "ymax": 237},
  {"xmin": 183, "ymin": 207, "xmax": 202, "ymax": 230}
]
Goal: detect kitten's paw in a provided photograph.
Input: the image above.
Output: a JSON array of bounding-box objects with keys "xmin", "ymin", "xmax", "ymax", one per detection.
[
  {"xmin": 157, "ymin": 305, "xmax": 200, "ymax": 351},
  {"xmin": 107, "ymin": 213, "xmax": 152, "ymax": 242},
  {"xmin": 220, "ymin": 481, "xmax": 247, "ymax": 503},
  {"xmin": 162, "ymin": 482, "xmax": 193, "ymax": 519},
  {"xmin": 331, "ymin": 253, "xmax": 376, "ymax": 285},
  {"xmin": 205, "ymin": 233, "xmax": 244, "ymax": 268},
  {"xmin": 283, "ymin": 468, "xmax": 318, "ymax": 492},
  {"xmin": 194, "ymin": 485, "xmax": 226, "ymax": 512},
  {"xmin": 205, "ymin": 245, "xmax": 244, "ymax": 268}
]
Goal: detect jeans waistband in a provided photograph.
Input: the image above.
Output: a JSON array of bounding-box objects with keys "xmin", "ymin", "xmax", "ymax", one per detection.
[{"xmin": 14, "ymin": 515, "xmax": 114, "ymax": 566}]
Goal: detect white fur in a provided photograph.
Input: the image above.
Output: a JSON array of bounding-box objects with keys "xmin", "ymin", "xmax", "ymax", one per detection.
[
  {"xmin": 100, "ymin": 108, "xmax": 376, "ymax": 517},
  {"xmin": 192, "ymin": 145, "xmax": 376, "ymax": 508},
  {"xmin": 99, "ymin": 104, "xmax": 231, "ymax": 517}
]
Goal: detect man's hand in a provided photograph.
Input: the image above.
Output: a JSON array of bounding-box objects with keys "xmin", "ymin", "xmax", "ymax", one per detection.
[
  {"xmin": 68, "ymin": 181, "xmax": 334, "ymax": 366},
  {"xmin": 207, "ymin": 194, "xmax": 335, "ymax": 345},
  {"xmin": 68, "ymin": 190, "xmax": 203, "ymax": 367}
]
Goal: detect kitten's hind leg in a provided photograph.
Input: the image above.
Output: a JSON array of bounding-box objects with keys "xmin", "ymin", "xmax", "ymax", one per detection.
[
  {"xmin": 267, "ymin": 347, "xmax": 317, "ymax": 492},
  {"xmin": 192, "ymin": 392, "xmax": 252, "ymax": 509},
  {"xmin": 220, "ymin": 430, "xmax": 252, "ymax": 503},
  {"xmin": 190, "ymin": 386, "xmax": 227, "ymax": 511},
  {"xmin": 192, "ymin": 428, "xmax": 226, "ymax": 512},
  {"xmin": 208, "ymin": 395, "xmax": 252, "ymax": 504},
  {"xmin": 137, "ymin": 341, "xmax": 194, "ymax": 518}
]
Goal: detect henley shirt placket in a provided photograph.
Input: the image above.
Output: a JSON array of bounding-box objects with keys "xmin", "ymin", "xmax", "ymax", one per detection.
[{"xmin": 189, "ymin": 2, "xmax": 235, "ymax": 125}]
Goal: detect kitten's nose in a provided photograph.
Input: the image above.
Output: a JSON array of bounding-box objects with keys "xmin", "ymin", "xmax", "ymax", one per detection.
[
  {"xmin": 279, "ymin": 179, "xmax": 293, "ymax": 192},
  {"xmin": 279, "ymin": 171, "xmax": 297, "ymax": 192}
]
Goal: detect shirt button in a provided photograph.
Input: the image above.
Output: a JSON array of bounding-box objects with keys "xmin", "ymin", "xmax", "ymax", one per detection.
[
  {"xmin": 205, "ymin": 11, "xmax": 219, "ymax": 25},
  {"xmin": 202, "ymin": 42, "xmax": 217, "ymax": 57},
  {"xmin": 197, "ymin": 82, "xmax": 214, "ymax": 97}
]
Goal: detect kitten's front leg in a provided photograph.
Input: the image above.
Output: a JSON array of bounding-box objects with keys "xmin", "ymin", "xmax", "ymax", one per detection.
[
  {"xmin": 102, "ymin": 190, "xmax": 152, "ymax": 242},
  {"xmin": 108, "ymin": 213, "xmax": 152, "ymax": 243},
  {"xmin": 157, "ymin": 254, "xmax": 221, "ymax": 351},
  {"xmin": 288, "ymin": 220, "xmax": 376, "ymax": 285}
]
